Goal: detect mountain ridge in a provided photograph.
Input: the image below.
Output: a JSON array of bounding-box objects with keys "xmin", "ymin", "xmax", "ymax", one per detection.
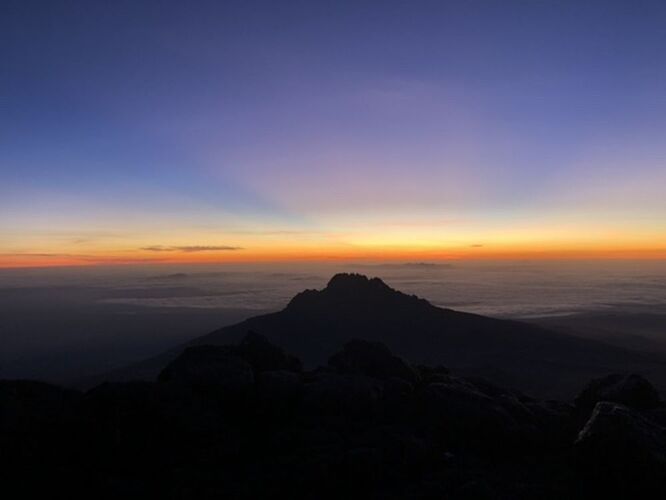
[{"xmin": 88, "ymin": 273, "xmax": 666, "ymax": 398}]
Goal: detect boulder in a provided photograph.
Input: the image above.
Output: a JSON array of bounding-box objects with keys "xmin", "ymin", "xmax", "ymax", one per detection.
[
  {"xmin": 465, "ymin": 376, "xmax": 539, "ymax": 427},
  {"xmin": 464, "ymin": 376, "xmax": 531, "ymax": 402},
  {"xmin": 524, "ymin": 399, "xmax": 576, "ymax": 443},
  {"xmin": 237, "ymin": 331, "xmax": 302, "ymax": 372},
  {"xmin": 575, "ymin": 402, "xmax": 666, "ymax": 495},
  {"xmin": 418, "ymin": 380, "xmax": 518, "ymax": 448},
  {"xmin": 328, "ymin": 339, "xmax": 419, "ymax": 384},
  {"xmin": 158, "ymin": 345, "xmax": 254, "ymax": 394},
  {"xmin": 575, "ymin": 373, "xmax": 661, "ymax": 412}
]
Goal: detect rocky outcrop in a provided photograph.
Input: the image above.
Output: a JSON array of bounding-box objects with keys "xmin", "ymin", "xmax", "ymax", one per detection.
[
  {"xmin": 575, "ymin": 372, "xmax": 661, "ymax": 411},
  {"xmin": 575, "ymin": 401, "xmax": 666, "ymax": 496},
  {"xmin": 158, "ymin": 345, "xmax": 255, "ymax": 393},
  {"xmin": 418, "ymin": 379, "xmax": 520, "ymax": 448},
  {"xmin": 328, "ymin": 339, "xmax": 419, "ymax": 383},
  {"xmin": 3, "ymin": 335, "xmax": 666, "ymax": 499},
  {"xmin": 157, "ymin": 331, "xmax": 302, "ymax": 393},
  {"xmin": 237, "ymin": 331, "xmax": 303, "ymax": 373}
]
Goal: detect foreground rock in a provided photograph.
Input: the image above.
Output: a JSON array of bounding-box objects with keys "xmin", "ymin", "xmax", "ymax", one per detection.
[
  {"xmin": 329, "ymin": 339, "xmax": 419, "ymax": 383},
  {"xmin": 575, "ymin": 372, "xmax": 661, "ymax": 412},
  {"xmin": 158, "ymin": 345, "xmax": 255, "ymax": 394},
  {"xmin": 157, "ymin": 332, "xmax": 301, "ymax": 393},
  {"xmin": 418, "ymin": 379, "xmax": 523, "ymax": 449},
  {"xmin": 575, "ymin": 402, "xmax": 666, "ymax": 496},
  {"xmin": 236, "ymin": 331, "xmax": 303, "ymax": 372},
  {"xmin": 2, "ymin": 334, "xmax": 666, "ymax": 499}
]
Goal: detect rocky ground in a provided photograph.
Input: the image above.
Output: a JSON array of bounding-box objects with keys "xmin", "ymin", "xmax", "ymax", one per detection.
[{"xmin": 2, "ymin": 332, "xmax": 666, "ymax": 499}]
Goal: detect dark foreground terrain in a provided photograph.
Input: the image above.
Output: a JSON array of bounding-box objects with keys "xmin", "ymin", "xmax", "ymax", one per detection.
[
  {"xmin": 3, "ymin": 274, "xmax": 666, "ymax": 499},
  {"xmin": 3, "ymin": 332, "xmax": 666, "ymax": 499}
]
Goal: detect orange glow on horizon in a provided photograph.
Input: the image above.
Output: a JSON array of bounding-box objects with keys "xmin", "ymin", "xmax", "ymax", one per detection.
[{"xmin": 2, "ymin": 243, "xmax": 666, "ymax": 269}]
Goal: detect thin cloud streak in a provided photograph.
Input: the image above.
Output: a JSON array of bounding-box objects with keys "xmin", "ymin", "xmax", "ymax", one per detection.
[
  {"xmin": 0, "ymin": 253, "xmax": 172, "ymax": 265},
  {"xmin": 0, "ymin": 253, "xmax": 91, "ymax": 258},
  {"xmin": 141, "ymin": 245, "xmax": 244, "ymax": 253}
]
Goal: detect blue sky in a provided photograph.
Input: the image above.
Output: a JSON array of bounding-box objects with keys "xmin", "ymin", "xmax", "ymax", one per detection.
[{"xmin": 2, "ymin": 0, "xmax": 666, "ymax": 265}]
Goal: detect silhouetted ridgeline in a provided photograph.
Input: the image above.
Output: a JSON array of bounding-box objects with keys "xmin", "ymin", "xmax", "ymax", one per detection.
[
  {"xmin": 3, "ymin": 333, "xmax": 666, "ymax": 498},
  {"xmin": 96, "ymin": 274, "xmax": 666, "ymax": 399}
]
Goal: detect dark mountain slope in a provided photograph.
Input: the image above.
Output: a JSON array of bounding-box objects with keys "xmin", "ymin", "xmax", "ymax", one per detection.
[{"xmin": 92, "ymin": 274, "xmax": 666, "ymax": 398}]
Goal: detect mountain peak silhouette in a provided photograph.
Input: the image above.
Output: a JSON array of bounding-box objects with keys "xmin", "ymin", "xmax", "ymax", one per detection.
[
  {"xmin": 99, "ymin": 273, "xmax": 660, "ymax": 399},
  {"xmin": 325, "ymin": 273, "xmax": 392, "ymax": 293},
  {"xmin": 286, "ymin": 273, "xmax": 424, "ymax": 312}
]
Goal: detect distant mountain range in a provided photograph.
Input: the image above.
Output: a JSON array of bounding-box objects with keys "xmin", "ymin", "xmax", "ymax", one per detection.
[{"xmin": 94, "ymin": 273, "xmax": 666, "ymax": 398}]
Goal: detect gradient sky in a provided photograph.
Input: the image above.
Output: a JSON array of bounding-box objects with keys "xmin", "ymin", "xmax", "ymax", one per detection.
[{"xmin": 2, "ymin": 0, "xmax": 666, "ymax": 267}]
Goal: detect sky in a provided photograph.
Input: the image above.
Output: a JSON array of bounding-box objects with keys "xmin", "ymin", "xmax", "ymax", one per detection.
[{"xmin": 2, "ymin": 0, "xmax": 666, "ymax": 267}]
